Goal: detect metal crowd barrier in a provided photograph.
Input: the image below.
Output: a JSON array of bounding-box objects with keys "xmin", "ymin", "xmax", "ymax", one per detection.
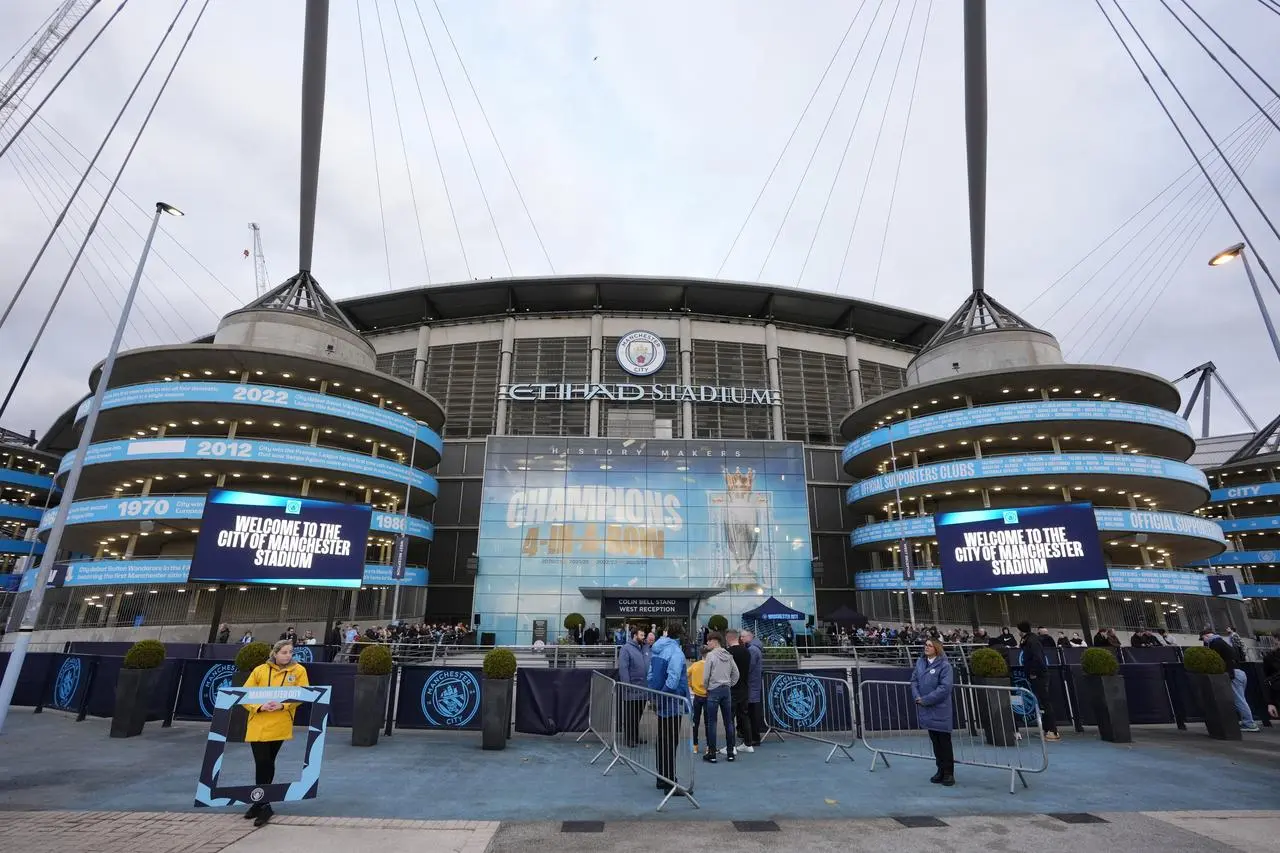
[
  {"xmin": 760, "ymin": 670, "xmax": 857, "ymax": 763},
  {"xmin": 858, "ymin": 678, "xmax": 1048, "ymax": 794},
  {"xmin": 599, "ymin": 681, "xmax": 699, "ymax": 812},
  {"xmin": 576, "ymin": 670, "xmax": 616, "ymax": 764}
]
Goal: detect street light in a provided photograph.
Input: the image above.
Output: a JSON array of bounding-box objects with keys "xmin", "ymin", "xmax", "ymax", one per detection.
[
  {"xmin": 0, "ymin": 201, "xmax": 182, "ymax": 734},
  {"xmin": 1208, "ymin": 241, "xmax": 1280, "ymax": 366}
]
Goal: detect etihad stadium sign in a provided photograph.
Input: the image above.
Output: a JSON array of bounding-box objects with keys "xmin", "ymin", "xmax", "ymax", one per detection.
[{"xmin": 499, "ymin": 382, "xmax": 781, "ymax": 405}]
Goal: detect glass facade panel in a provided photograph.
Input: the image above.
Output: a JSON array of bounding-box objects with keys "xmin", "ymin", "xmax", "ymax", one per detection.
[
  {"xmin": 779, "ymin": 348, "xmax": 850, "ymax": 446},
  {"xmin": 691, "ymin": 340, "xmax": 771, "ymax": 440}
]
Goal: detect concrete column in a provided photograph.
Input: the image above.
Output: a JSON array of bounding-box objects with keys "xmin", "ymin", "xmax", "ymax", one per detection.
[
  {"xmin": 495, "ymin": 317, "xmax": 516, "ymax": 436},
  {"xmin": 845, "ymin": 336, "xmax": 863, "ymax": 408},
  {"xmin": 589, "ymin": 313, "xmax": 603, "ymax": 438},
  {"xmin": 411, "ymin": 324, "xmax": 431, "ymax": 390},
  {"xmin": 679, "ymin": 316, "xmax": 693, "ymax": 438},
  {"xmin": 765, "ymin": 323, "xmax": 784, "ymax": 440}
]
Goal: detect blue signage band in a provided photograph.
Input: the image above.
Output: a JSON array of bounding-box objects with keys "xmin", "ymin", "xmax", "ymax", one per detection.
[
  {"xmin": 850, "ymin": 507, "xmax": 1226, "ymax": 548},
  {"xmin": 845, "ymin": 453, "xmax": 1209, "ymax": 505},
  {"xmin": 0, "ymin": 467, "xmax": 55, "ymax": 491},
  {"xmin": 842, "ymin": 399, "xmax": 1192, "ymax": 464},
  {"xmin": 57, "ymin": 437, "xmax": 439, "ymax": 495},
  {"xmin": 1191, "ymin": 550, "xmax": 1280, "ymax": 568},
  {"xmin": 76, "ymin": 381, "xmax": 443, "ymax": 455},
  {"xmin": 1208, "ymin": 481, "xmax": 1280, "ymax": 503},
  {"xmin": 1216, "ymin": 514, "xmax": 1280, "ymax": 533},
  {"xmin": 37, "ymin": 495, "xmax": 433, "ymax": 541},
  {"xmin": 18, "ymin": 557, "xmax": 428, "ymax": 591},
  {"xmin": 854, "ymin": 566, "xmax": 1219, "ymax": 597}
]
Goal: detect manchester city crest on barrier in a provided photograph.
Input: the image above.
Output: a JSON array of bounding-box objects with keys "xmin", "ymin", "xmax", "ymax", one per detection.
[
  {"xmin": 199, "ymin": 663, "xmax": 238, "ymax": 718},
  {"xmin": 53, "ymin": 657, "xmax": 82, "ymax": 709},
  {"xmin": 767, "ymin": 673, "xmax": 826, "ymax": 730},
  {"xmin": 421, "ymin": 669, "xmax": 480, "ymax": 728},
  {"xmin": 291, "ymin": 645, "xmax": 314, "ymax": 664},
  {"xmin": 1010, "ymin": 673, "xmax": 1039, "ymax": 722}
]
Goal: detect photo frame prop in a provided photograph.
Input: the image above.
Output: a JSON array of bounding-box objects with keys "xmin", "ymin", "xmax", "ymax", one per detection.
[{"xmin": 193, "ymin": 684, "xmax": 331, "ymax": 808}]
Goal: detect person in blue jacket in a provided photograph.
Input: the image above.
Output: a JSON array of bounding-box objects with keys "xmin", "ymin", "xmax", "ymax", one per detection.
[
  {"xmin": 647, "ymin": 622, "xmax": 689, "ymax": 793},
  {"xmin": 910, "ymin": 636, "xmax": 955, "ymax": 786},
  {"xmin": 741, "ymin": 628, "xmax": 765, "ymax": 747},
  {"xmin": 616, "ymin": 628, "xmax": 649, "ymax": 747}
]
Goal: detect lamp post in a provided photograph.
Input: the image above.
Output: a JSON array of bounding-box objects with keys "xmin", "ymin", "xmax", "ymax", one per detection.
[
  {"xmin": 1209, "ymin": 242, "xmax": 1280, "ymax": 366},
  {"xmin": 0, "ymin": 201, "xmax": 182, "ymax": 734}
]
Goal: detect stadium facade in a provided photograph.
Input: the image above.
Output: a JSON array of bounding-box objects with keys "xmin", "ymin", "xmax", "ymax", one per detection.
[{"xmin": 1, "ymin": 275, "xmax": 1270, "ymax": 642}]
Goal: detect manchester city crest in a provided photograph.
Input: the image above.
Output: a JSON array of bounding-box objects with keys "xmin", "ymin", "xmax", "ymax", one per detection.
[
  {"xmin": 767, "ymin": 673, "xmax": 827, "ymax": 730},
  {"xmin": 53, "ymin": 657, "xmax": 82, "ymax": 709},
  {"xmin": 1010, "ymin": 673, "xmax": 1039, "ymax": 722},
  {"xmin": 615, "ymin": 330, "xmax": 666, "ymax": 377},
  {"xmin": 291, "ymin": 645, "xmax": 313, "ymax": 664},
  {"xmin": 420, "ymin": 669, "xmax": 480, "ymax": 728},
  {"xmin": 199, "ymin": 663, "xmax": 238, "ymax": 718}
]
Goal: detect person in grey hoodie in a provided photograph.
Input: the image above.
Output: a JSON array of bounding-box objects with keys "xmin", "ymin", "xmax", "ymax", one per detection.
[
  {"xmin": 617, "ymin": 628, "xmax": 649, "ymax": 747},
  {"xmin": 701, "ymin": 632, "xmax": 740, "ymax": 762},
  {"xmin": 742, "ymin": 628, "xmax": 765, "ymax": 748}
]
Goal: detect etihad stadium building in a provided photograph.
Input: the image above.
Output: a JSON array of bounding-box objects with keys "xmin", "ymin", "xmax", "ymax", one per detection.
[{"xmin": 3, "ymin": 275, "xmax": 1266, "ymax": 643}]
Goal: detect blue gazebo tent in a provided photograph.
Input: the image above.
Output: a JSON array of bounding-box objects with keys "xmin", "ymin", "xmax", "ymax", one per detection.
[{"xmin": 742, "ymin": 596, "xmax": 805, "ymax": 622}]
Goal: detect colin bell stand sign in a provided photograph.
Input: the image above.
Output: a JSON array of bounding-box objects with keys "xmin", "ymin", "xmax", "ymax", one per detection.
[{"xmin": 194, "ymin": 685, "xmax": 331, "ymax": 808}]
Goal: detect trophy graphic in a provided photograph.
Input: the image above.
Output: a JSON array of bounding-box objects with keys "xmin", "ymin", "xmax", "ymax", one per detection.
[{"xmin": 721, "ymin": 467, "xmax": 761, "ymax": 589}]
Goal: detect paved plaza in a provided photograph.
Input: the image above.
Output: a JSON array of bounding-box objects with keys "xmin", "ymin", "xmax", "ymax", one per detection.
[{"xmin": 0, "ymin": 710, "xmax": 1276, "ymax": 851}]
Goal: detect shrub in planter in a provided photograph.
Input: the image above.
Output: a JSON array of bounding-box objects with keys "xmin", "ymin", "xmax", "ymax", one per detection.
[
  {"xmin": 481, "ymin": 648, "xmax": 517, "ymax": 750},
  {"xmin": 225, "ymin": 642, "xmax": 273, "ymax": 742},
  {"xmin": 1079, "ymin": 647, "xmax": 1130, "ymax": 743},
  {"xmin": 563, "ymin": 613, "xmax": 585, "ymax": 642},
  {"xmin": 1183, "ymin": 645, "xmax": 1240, "ymax": 740},
  {"xmin": 968, "ymin": 647, "xmax": 1016, "ymax": 746},
  {"xmin": 707, "ymin": 615, "xmax": 729, "ymax": 633},
  {"xmin": 111, "ymin": 640, "xmax": 166, "ymax": 738},
  {"xmin": 352, "ymin": 644, "xmax": 394, "ymax": 747}
]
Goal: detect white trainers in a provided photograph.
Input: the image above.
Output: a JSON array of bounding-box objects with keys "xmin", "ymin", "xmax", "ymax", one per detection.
[{"xmin": 740, "ymin": 744, "xmax": 755, "ymax": 753}]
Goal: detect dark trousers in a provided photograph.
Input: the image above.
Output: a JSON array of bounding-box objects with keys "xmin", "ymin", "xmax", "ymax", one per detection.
[
  {"xmin": 747, "ymin": 701, "xmax": 765, "ymax": 745},
  {"xmin": 623, "ymin": 698, "xmax": 644, "ymax": 746},
  {"xmin": 705, "ymin": 686, "xmax": 735, "ymax": 753},
  {"xmin": 928, "ymin": 729, "xmax": 954, "ymax": 774},
  {"xmin": 733, "ymin": 694, "xmax": 752, "ymax": 745},
  {"xmin": 691, "ymin": 695, "xmax": 706, "ymax": 743},
  {"xmin": 250, "ymin": 740, "xmax": 283, "ymax": 786},
  {"xmin": 655, "ymin": 714, "xmax": 682, "ymax": 787},
  {"xmin": 1028, "ymin": 675, "xmax": 1058, "ymax": 734}
]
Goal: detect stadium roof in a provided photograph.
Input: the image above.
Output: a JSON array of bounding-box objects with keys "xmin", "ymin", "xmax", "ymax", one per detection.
[{"xmin": 336, "ymin": 275, "xmax": 945, "ymax": 347}]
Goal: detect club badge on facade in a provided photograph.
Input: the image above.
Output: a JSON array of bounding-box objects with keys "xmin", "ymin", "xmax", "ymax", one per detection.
[{"xmin": 616, "ymin": 330, "xmax": 666, "ymax": 376}]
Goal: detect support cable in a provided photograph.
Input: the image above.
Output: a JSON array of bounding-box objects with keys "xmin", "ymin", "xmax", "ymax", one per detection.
[
  {"xmin": 1254, "ymin": 0, "xmax": 1280, "ymax": 19},
  {"xmin": 0, "ymin": 6, "xmax": 61, "ymax": 75},
  {"xmin": 1042, "ymin": 112, "xmax": 1270, "ymax": 329},
  {"xmin": 431, "ymin": 0, "xmax": 555, "ymax": 274},
  {"xmin": 391, "ymin": 0, "xmax": 471, "ymax": 278},
  {"xmin": 0, "ymin": 0, "xmax": 103, "ymax": 121},
  {"xmin": 1109, "ymin": 2, "xmax": 1280, "ymax": 259},
  {"xmin": 713, "ymin": 1, "xmax": 868, "ymax": 278},
  {"xmin": 799, "ymin": 0, "xmax": 916, "ymax": 287},
  {"xmin": 1019, "ymin": 101, "xmax": 1276, "ymax": 314},
  {"xmin": 867, "ymin": 0, "xmax": 933, "ymax": 299},
  {"xmin": 411, "ymin": 0, "xmax": 512, "ymax": 276},
  {"xmin": 0, "ymin": 0, "xmax": 212, "ymax": 420},
  {"xmin": 355, "ymin": 0, "xmax": 395, "ymax": 290},
  {"xmin": 0, "ymin": 0, "xmax": 126, "ymax": 157},
  {"xmin": 758, "ymin": 0, "xmax": 892, "ymax": 280},
  {"xmin": 0, "ymin": 0, "xmax": 181, "ymax": 331},
  {"xmin": 1095, "ymin": 0, "xmax": 1279, "ymax": 297},
  {"xmin": 1163, "ymin": 0, "xmax": 1280, "ymax": 132},
  {"xmin": 372, "ymin": 0, "xmax": 432, "ymax": 284}
]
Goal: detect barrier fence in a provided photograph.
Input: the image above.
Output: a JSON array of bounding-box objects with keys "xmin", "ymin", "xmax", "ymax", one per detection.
[
  {"xmin": 576, "ymin": 671, "xmax": 615, "ymax": 764},
  {"xmin": 602, "ymin": 682, "xmax": 699, "ymax": 812},
  {"xmin": 760, "ymin": 670, "xmax": 858, "ymax": 763},
  {"xmin": 859, "ymin": 678, "xmax": 1048, "ymax": 794}
]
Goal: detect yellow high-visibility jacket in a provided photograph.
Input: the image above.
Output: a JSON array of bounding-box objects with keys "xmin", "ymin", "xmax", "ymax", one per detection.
[{"xmin": 243, "ymin": 662, "xmax": 309, "ymax": 743}]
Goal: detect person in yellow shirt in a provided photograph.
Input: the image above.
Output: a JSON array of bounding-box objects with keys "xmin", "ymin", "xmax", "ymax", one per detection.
[
  {"xmin": 687, "ymin": 646, "xmax": 708, "ymax": 753},
  {"xmin": 242, "ymin": 640, "xmax": 310, "ymax": 826}
]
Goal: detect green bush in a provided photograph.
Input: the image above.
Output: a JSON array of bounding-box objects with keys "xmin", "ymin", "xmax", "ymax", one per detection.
[
  {"xmin": 1080, "ymin": 647, "xmax": 1119, "ymax": 677},
  {"xmin": 563, "ymin": 613, "xmax": 585, "ymax": 631},
  {"xmin": 1183, "ymin": 645, "xmax": 1226, "ymax": 675},
  {"xmin": 707, "ymin": 615, "xmax": 729, "ymax": 632},
  {"xmin": 483, "ymin": 647, "xmax": 517, "ymax": 680},
  {"xmin": 969, "ymin": 647, "xmax": 1010, "ymax": 678},
  {"xmin": 122, "ymin": 639, "xmax": 165, "ymax": 670},
  {"xmin": 235, "ymin": 642, "xmax": 273, "ymax": 672},
  {"xmin": 357, "ymin": 643, "xmax": 393, "ymax": 676}
]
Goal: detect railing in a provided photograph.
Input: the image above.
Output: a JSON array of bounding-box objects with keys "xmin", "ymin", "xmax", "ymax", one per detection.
[
  {"xmin": 760, "ymin": 670, "xmax": 857, "ymax": 763},
  {"xmin": 858, "ymin": 678, "xmax": 1048, "ymax": 794},
  {"xmin": 577, "ymin": 670, "xmax": 616, "ymax": 765},
  {"xmin": 601, "ymin": 681, "xmax": 699, "ymax": 812}
]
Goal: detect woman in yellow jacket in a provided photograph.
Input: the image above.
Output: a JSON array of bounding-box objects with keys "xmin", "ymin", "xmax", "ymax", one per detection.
[{"xmin": 243, "ymin": 640, "xmax": 309, "ymax": 826}]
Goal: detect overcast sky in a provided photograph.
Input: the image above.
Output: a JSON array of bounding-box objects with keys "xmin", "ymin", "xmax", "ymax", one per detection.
[{"xmin": 1, "ymin": 0, "xmax": 1278, "ymax": 440}]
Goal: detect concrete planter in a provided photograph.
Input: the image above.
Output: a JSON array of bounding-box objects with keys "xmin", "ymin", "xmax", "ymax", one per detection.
[
  {"xmin": 481, "ymin": 678, "xmax": 512, "ymax": 750},
  {"xmin": 1189, "ymin": 672, "xmax": 1242, "ymax": 741},
  {"xmin": 110, "ymin": 668, "xmax": 160, "ymax": 738},
  {"xmin": 971, "ymin": 675, "xmax": 1017, "ymax": 747},
  {"xmin": 1080, "ymin": 674, "xmax": 1131, "ymax": 743},
  {"xmin": 351, "ymin": 674, "xmax": 390, "ymax": 747}
]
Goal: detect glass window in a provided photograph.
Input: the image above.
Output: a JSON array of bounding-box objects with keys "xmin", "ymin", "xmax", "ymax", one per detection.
[
  {"xmin": 779, "ymin": 348, "xmax": 851, "ymax": 446},
  {"xmin": 425, "ymin": 341, "xmax": 501, "ymax": 438}
]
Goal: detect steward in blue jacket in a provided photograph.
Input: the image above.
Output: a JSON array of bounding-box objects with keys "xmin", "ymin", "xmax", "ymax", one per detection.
[{"xmin": 647, "ymin": 634, "xmax": 689, "ymax": 717}]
